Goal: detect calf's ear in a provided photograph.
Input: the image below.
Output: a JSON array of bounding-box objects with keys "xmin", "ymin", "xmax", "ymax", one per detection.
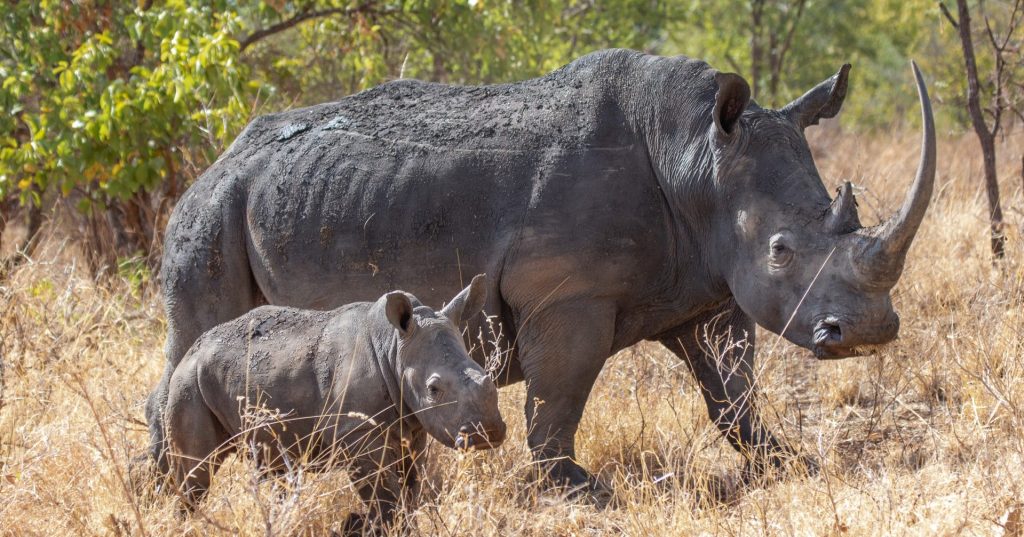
[
  {"xmin": 441, "ymin": 274, "xmax": 488, "ymax": 324},
  {"xmin": 385, "ymin": 292, "xmax": 417, "ymax": 335}
]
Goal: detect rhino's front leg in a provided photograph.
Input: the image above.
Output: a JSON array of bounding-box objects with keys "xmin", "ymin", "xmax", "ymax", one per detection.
[
  {"xmin": 345, "ymin": 456, "xmax": 401, "ymax": 534},
  {"xmin": 515, "ymin": 300, "xmax": 616, "ymax": 495},
  {"xmin": 658, "ymin": 302, "xmax": 804, "ymax": 478},
  {"xmin": 343, "ymin": 434, "xmax": 421, "ymax": 535}
]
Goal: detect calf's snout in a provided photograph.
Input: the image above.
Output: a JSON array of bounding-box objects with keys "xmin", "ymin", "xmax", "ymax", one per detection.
[{"xmin": 454, "ymin": 420, "xmax": 507, "ymax": 450}]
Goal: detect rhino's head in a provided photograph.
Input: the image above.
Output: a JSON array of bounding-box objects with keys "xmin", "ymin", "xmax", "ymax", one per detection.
[
  {"xmin": 710, "ymin": 63, "xmax": 935, "ymax": 359},
  {"xmin": 384, "ymin": 274, "xmax": 506, "ymax": 448}
]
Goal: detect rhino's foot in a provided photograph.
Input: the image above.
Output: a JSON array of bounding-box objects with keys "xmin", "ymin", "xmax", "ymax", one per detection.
[
  {"xmin": 339, "ymin": 513, "xmax": 366, "ymax": 536},
  {"xmin": 339, "ymin": 513, "xmax": 395, "ymax": 537},
  {"xmin": 797, "ymin": 454, "xmax": 820, "ymax": 476},
  {"xmin": 127, "ymin": 451, "xmax": 164, "ymax": 503},
  {"xmin": 742, "ymin": 450, "xmax": 819, "ymax": 484},
  {"xmin": 536, "ymin": 458, "xmax": 613, "ymax": 508}
]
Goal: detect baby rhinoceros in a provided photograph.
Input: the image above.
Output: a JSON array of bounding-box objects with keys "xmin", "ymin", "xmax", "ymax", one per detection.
[{"xmin": 164, "ymin": 274, "xmax": 504, "ymax": 529}]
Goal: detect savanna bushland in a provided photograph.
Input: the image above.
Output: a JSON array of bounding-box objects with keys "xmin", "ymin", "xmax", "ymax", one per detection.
[{"xmin": 2, "ymin": 1, "xmax": 1023, "ymax": 535}]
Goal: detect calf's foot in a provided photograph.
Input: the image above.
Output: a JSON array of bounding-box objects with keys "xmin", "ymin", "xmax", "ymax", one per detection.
[{"xmin": 339, "ymin": 513, "xmax": 367, "ymax": 536}]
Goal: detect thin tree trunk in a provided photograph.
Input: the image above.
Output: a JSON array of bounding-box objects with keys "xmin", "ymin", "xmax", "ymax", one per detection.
[
  {"xmin": 0, "ymin": 197, "xmax": 8, "ymax": 256},
  {"xmin": 750, "ymin": 0, "xmax": 765, "ymax": 100},
  {"xmin": 432, "ymin": 54, "xmax": 448, "ymax": 84},
  {"xmin": 767, "ymin": 0, "xmax": 806, "ymax": 101},
  {"xmin": 2, "ymin": 200, "xmax": 43, "ymax": 275},
  {"xmin": 954, "ymin": 0, "xmax": 1006, "ymax": 260},
  {"xmin": 24, "ymin": 202, "xmax": 41, "ymax": 253},
  {"xmin": 86, "ymin": 208, "xmax": 105, "ymax": 275},
  {"xmin": 105, "ymin": 206, "xmax": 131, "ymax": 271},
  {"xmin": 979, "ymin": 134, "xmax": 1006, "ymax": 258}
]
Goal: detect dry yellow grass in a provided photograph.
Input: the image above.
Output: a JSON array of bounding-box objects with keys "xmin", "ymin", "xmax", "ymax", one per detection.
[{"xmin": 1, "ymin": 128, "xmax": 1023, "ymax": 536}]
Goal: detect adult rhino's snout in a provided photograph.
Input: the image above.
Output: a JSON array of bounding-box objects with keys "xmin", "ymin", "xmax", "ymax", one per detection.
[
  {"xmin": 455, "ymin": 421, "xmax": 507, "ymax": 450},
  {"xmin": 812, "ymin": 313, "xmax": 900, "ymax": 359}
]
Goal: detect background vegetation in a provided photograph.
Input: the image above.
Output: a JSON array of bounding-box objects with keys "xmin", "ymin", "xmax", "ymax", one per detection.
[{"xmin": 2, "ymin": 0, "xmax": 1019, "ymax": 273}]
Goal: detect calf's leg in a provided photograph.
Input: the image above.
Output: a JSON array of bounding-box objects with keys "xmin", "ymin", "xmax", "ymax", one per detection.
[
  {"xmin": 343, "ymin": 441, "xmax": 406, "ymax": 534},
  {"xmin": 166, "ymin": 368, "xmax": 232, "ymax": 509}
]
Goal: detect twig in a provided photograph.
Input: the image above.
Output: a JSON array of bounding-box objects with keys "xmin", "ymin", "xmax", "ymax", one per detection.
[
  {"xmin": 769, "ymin": 246, "xmax": 838, "ymax": 356},
  {"xmin": 940, "ymin": 2, "xmax": 959, "ymax": 28},
  {"xmin": 238, "ymin": 3, "xmax": 380, "ymax": 52}
]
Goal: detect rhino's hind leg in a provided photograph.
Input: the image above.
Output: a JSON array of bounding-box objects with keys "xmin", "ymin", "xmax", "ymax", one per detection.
[
  {"xmin": 515, "ymin": 300, "xmax": 616, "ymax": 499},
  {"xmin": 148, "ymin": 183, "xmax": 261, "ymax": 475},
  {"xmin": 658, "ymin": 302, "xmax": 804, "ymax": 479}
]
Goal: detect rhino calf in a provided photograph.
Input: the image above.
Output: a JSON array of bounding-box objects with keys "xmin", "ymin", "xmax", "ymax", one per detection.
[{"xmin": 164, "ymin": 274, "xmax": 504, "ymax": 528}]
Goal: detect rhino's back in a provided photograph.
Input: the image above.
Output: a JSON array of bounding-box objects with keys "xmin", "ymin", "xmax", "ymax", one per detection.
[
  {"xmin": 172, "ymin": 49, "xmax": 689, "ymax": 324},
  {"xmin": 230, "ymin": 50, "xmax": 661, "ymax": 309},
  {"xmin": 190, "ymin": 303, "xmax": 384, "ymax": 436},
  {"xmin": 224, "ymin": 48, "xmax": 638, "ymax": 157}
]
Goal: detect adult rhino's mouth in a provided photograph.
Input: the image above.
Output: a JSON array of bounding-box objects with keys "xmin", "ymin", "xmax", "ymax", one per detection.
[
  {"xmin": 813, "ymin": 343, "xmax": 861, "ymax": 359},
  {"xmin": 811, "ymin": 317, "xmax": 891, "ymax": 359},
  {"xmin": 812, "ymin": 317, "xmax": 861, "ymax": 359}
]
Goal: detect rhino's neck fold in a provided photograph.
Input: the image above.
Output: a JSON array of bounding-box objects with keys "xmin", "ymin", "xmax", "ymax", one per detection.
[
  {"xmin": 621, "ymin": 55, "xmax": 730, "ymax": 299},
  {"xmin": 365, "ymin": 319, "xmax": 421, "ymax": 435}
]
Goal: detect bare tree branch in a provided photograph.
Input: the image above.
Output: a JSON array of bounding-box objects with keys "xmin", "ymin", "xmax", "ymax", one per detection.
[
  {"xmin": 771, "ymin": 0, "xmax": 807, "ymax": 96},
  {"xmin": 940, "ymin": 2, "xmax": 959, "ymax": 29},
  {"xmin": 239, "ymin": 5, "xmax": 355, "ymax": 52},
  {"xmin": 723, "ymin": 52, "xmax": 743, "ymax": 73},
  {"xmin": 749, "ymin": 0, "xmax": 766, "ymax": 100},
  {"xmin": 984, "ymin": 16, "xmax": 1001, "ymax": 52}
]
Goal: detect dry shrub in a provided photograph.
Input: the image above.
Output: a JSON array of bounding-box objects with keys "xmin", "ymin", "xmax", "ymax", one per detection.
[{"xmin": 1, "ymin": 128, "xmax": 1023, "ymax": 535}]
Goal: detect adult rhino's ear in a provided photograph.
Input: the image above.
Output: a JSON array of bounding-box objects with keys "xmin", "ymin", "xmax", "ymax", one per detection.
[
  {"xmin": 782, "ymin": 64, "xmax": 851, "ymax": 129},
  {"xmin": 385, "ymin": 292, "xmax": 417, "ymax": 335},
  {"xmin": 441, "ymin": 274, "xmax": 487, "ymax": 325},
  {"xmin": 713, "ymin": 72, "xmax": 751, "ymax": 136}
]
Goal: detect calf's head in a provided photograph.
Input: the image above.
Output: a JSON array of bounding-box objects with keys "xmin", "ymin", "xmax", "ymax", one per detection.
[
  {"xmin": 710, "ymin": 63, "xmax": 935, "ymax": 358},
  {"xmin": 384, "ymin": 274, "xmax": 505, "ymax": 449}
]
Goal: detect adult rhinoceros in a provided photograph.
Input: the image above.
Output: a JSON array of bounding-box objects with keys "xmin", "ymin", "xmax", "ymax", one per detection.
[{"xmin": 148, "ymin": 49, "xmax": 935, "ymax": 490}]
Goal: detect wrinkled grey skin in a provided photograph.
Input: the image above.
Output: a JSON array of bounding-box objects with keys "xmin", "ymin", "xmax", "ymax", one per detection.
[
  {"xmin": 150, "ymin": 49, "xmax": 936, "ymax": 491},
  {"xmin": 165, "ymin": 275, "xmax": 505, "ymax": 527}
]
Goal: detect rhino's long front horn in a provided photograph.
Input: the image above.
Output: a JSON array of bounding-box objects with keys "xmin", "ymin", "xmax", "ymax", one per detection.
[{"xmin": 856, "ymin": 61, "xmax": 936, "ymax": 283}]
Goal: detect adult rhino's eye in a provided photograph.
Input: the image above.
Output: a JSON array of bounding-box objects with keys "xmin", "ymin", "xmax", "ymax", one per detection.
[
  {"xmin": 426, "ymin": 379, "xmax": 444, "ymax": 401},
  {"xmin": 768, "ymin": 234, "xmax": 794, "ymax": 268}
]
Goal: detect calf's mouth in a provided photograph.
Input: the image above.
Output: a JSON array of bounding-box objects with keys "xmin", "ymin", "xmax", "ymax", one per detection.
[{"xmin": 454, "ymin": 423, "xmax": 506, "ymax": 450}]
